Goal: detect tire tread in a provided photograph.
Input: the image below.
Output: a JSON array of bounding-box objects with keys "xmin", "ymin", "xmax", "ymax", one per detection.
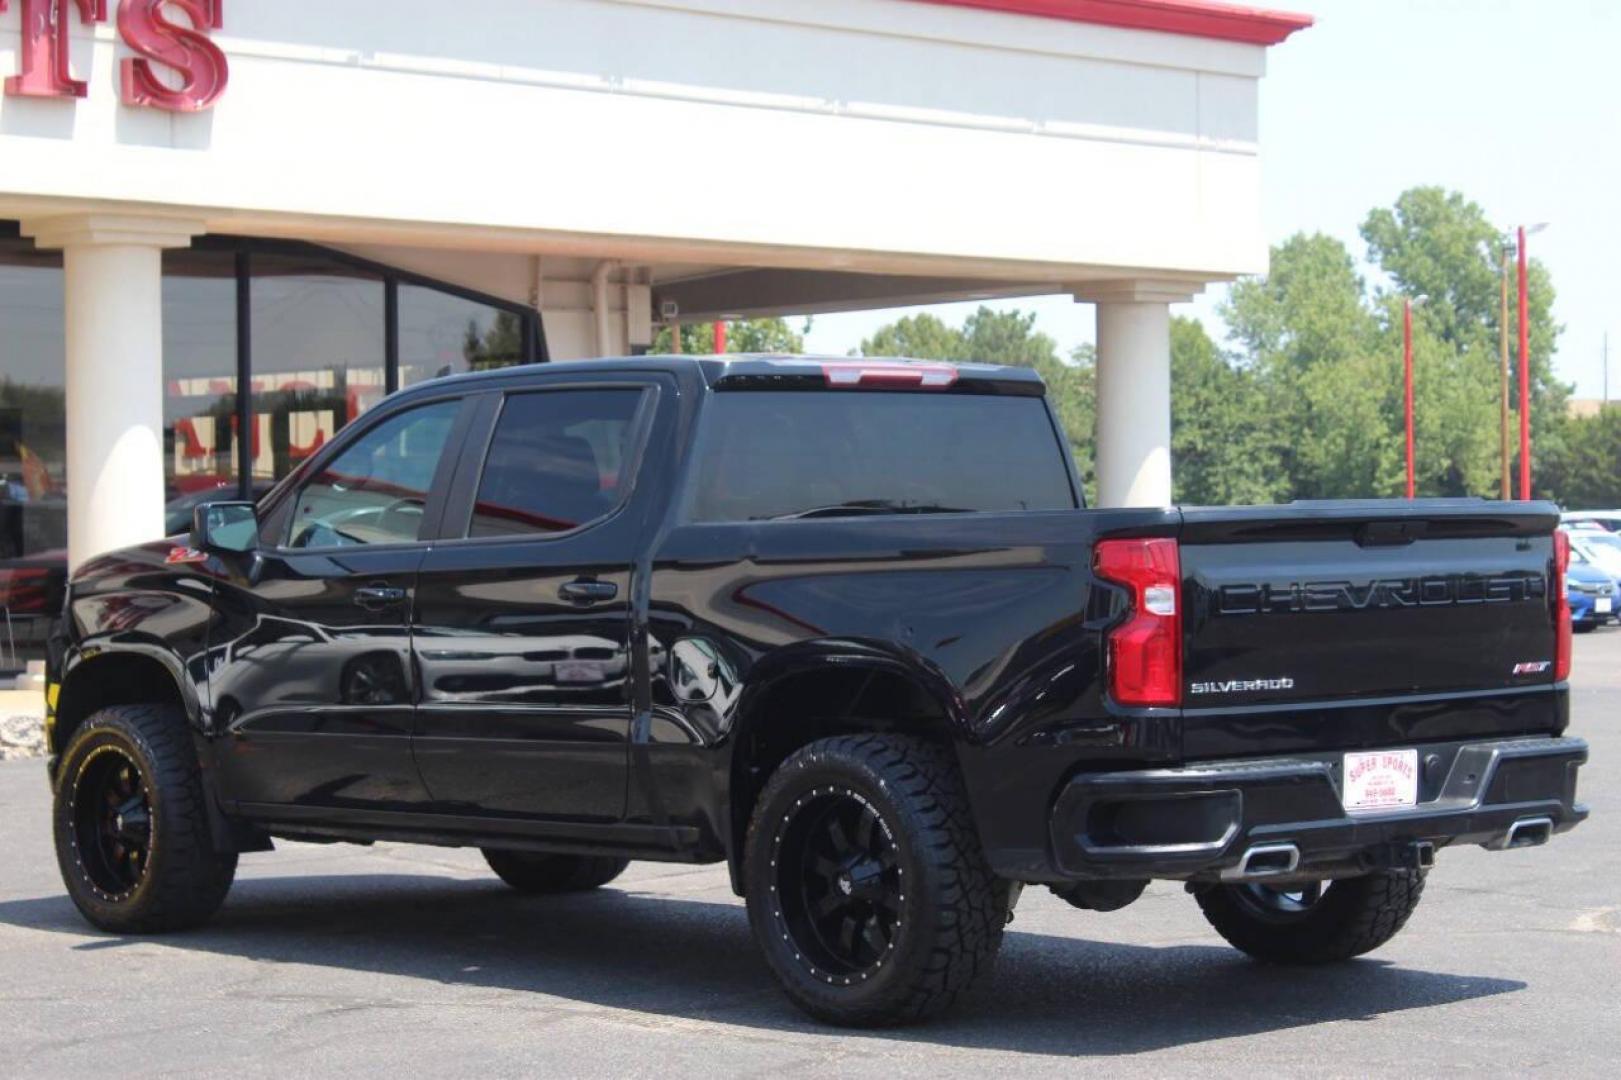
[
  {"xmin": 54, "ymin": 703, "xmax": 236, "ymax": 933},
  {"xmin": 1196, "ymin": 869, "xmax": 1426, "ymax": 964},
  {"xmin": 745, "ymin": 734, "xmax": 1007, "ymax": 1026}
]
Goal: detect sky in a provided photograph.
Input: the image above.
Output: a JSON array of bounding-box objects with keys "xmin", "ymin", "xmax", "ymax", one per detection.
[{"xmin": 805, "ymin": 0, "xmax": 1621, "ymax": 401}]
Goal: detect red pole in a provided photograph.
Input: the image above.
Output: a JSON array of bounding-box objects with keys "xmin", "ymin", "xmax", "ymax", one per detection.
[
  {"xmin": 713, "ymin": 321, "xmax": 728, "ymax": 355},
  {"xmin": 1517, "ymin": 226, "xmax": 1531, "ymax": 500},
  {"xmin": 1404, "ymin": 298, "xmax": 1415, "ymax": 499}
]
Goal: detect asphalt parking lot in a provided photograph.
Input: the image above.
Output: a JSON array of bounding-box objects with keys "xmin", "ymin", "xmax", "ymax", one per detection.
[{"xmin": 3, "ymin": 633, "xmax": 1617, "ymax": 1078}]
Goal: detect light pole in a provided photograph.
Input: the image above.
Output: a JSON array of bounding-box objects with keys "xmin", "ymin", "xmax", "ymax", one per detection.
[
  {"xmin": 1499, "ymin": 239, "xmax": 1512, "ymax": 500},
  {"xmin": 1404, "ymin": 294, "xmax": 1428, "ymax": 499},
  {"xmin": 1517, "ymin": 223, "xmax": 1549, "ymax": 500}
]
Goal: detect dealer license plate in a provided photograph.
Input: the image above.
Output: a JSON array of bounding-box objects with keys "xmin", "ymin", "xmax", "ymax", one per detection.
[
  {"xmin": 1342, "ymin": 749, "xmax": 1419, "ymax": 812},
  {"xmin": 1597, "ymin": 597, "xmax": 1613, "ymax": 614}
]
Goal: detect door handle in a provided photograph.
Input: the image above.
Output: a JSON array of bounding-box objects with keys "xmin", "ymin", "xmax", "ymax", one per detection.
[
  {"xmin": 354, "ymin": 584, "xmax": 408, "ymax": 610},
  {"xmin": 558, "ymin": 579, "xmax": 618, "ymax": 606}
]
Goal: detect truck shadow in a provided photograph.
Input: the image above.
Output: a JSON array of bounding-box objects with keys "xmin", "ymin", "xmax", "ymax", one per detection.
[{"xmin": 0, "ymin": 873, "xmax": 1525, "ymax": 1057}]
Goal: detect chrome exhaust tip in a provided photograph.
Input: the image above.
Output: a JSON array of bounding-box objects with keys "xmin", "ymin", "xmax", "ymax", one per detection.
[
  {"xmin": 1502, "ymin": 816, "xmax": 1554, "ymax": 850},
  {"xmin": 1221, "ymin": 842, "xmax": 1301, "ymax": 881}
]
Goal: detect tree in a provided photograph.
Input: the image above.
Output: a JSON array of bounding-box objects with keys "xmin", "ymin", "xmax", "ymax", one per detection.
[
  {"xmin": 463, "ymin": 311, "xmax": 525, "ymax": 372},
  {"xmin": 856, "ymin": 313, "xmax": 963, "ymax": 362},
  {"xmin": 1540, "ymin": 409, "xmax": 1621, "ymax": 509},
  {"xmin": 1360, "ymin": 186, "xmax": 1567, "ymax": 494},
  {"xmin": 650, "ymin": 318, "xmax": 807, "ymax": 355},
  {"xmin": 1223, "ymin": 233, "xmax": 1404, "ymax": 499},
  {"xmin": 1169, "ymin": 316, "xmax": 1288, "ymax": 505}
]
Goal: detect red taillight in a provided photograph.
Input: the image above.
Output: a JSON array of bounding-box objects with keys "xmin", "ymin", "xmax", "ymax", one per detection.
[
  {"xmin": 820, "ymin": 362, "xmax": 958, "ymax": 389},
  {"xmin": 1095, "ymin": 538, "xmax": 1182, "ymax": 708},
  {"xmin": 1554, "ymin": 530, "xmax": 1572, "ymax": 681}
]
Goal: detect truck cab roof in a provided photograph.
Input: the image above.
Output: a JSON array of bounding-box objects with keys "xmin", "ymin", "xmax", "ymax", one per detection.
[{"xmin": 399, "ymin": 353, "xmax": 1047, "ymax": 396}]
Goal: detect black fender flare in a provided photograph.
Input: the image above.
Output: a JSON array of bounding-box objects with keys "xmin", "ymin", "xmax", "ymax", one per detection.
[
  {"xmin": 53, "ymin": 639, "xmax": 259, "ymax": 852},
  {"xmin": 722, "ymin": 637, "xmax": 970, "ymax": 893}
]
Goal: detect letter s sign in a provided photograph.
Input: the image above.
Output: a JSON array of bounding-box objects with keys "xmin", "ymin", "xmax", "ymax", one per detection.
[{"xmin": 117, "ymin": 0, "xmax": 227, "ymax": 112}]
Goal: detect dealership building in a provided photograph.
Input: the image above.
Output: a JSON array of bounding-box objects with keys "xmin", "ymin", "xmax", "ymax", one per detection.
[{"xmin": 0, "ymin": 0, "xmax": 1307, "ymax": 659}]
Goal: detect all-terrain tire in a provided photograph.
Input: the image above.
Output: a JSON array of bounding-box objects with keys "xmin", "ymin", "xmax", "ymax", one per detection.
[
  {"xmin": 53, "ymin": 704, "xmax": 237, "ymax": 933},
  {"xmin": 1196, "ymin": 870, "xmax": 1426, "ymax": 964},
  {"xmin": 744, "ymin": 734, "xmax": 1010, "ymax": 1027},
  {"xmin": 481, "ymin": 850, "xmax": 629, "ymax": 893}
]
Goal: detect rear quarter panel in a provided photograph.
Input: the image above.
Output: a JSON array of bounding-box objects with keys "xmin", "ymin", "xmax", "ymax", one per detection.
[{"xmin": 643, "ymin": 509, "xmax": 1177, "ymax": 861}]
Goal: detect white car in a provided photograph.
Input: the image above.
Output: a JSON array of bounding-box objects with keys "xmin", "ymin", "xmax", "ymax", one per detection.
[
  {"xmin": 1566, "ymin": 528, "xmax": 1621, "ymax": 581},
  {"xmin": 1562, "ymin": 511, "xmax": 1621, "ymax": 533}
]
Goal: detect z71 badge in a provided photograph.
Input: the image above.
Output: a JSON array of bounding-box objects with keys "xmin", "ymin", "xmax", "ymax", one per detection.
[{"xmin": 1189, "ymin": 677, "xmax": 1296, "ymax": 696}]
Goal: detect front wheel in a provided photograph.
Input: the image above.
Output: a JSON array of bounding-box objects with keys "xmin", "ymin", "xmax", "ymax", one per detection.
[
  {"xmin": 53, "ymin": 704, "xmax": 237, "ymax": 933},
  {"xmin": 744, "ymin": 735, "xmax": 1009, "ymax": 1027},
  {"xmin": 1195, "ymin": 869, "xmax": 1426, "ymax": 964}
]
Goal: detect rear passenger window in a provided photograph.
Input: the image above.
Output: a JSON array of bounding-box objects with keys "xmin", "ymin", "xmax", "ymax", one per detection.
[{"xmin": 469, "ymin": 389, "xmax": 646, "ymax": 538}]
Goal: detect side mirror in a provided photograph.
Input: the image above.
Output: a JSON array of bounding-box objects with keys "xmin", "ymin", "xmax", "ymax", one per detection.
[{"xmin": 192, "ymin": 501, "xmax": 259, "ymax": 554}]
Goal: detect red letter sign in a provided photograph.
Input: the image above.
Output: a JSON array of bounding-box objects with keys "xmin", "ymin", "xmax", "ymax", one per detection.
[
  {"xmin": 117, "ymin": 0, "xmax": 227, "ymax": 112},
  {"xmin": 4, "ymin": 0, "xmax": 107, "ymax": 98}
]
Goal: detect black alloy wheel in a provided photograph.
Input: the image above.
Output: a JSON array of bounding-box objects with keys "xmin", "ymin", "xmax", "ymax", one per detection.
[
  {"xmin": 53, "ymin": 704, "xmax": 237, "ymax": 933},
  {"xmin": 770, "ymin": 786, "xmax": 903, "ymax": 983},
  {"xmin": 69, "ymin": 747, "xmax": 153, "ymax": 901},
  {"xmin": 1232, "ymin": 880, "xmax": 1326, "ymax": 922},
  {"xmin": 744, "ymin": 735, "xmax": 1009, "ymax": 1027}
]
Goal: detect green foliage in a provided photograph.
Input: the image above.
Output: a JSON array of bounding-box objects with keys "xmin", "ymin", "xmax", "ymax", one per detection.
[
  {"xmin": 463, "ymin": 311, "xmax": 525, "ymax": 371},
  {"xmin": 857, "ymin": 313, "xmax": 964, "ymax": 362},
  {"xmin": 1360, "ymin": 186, "xmax": 1567, "ymax": 487},
  {"xmin": 1541, "ymin": 409, "xmax": 1621, "ymax": 509},
  {"xmin": 651, "ymin": 318, "xmax": 808, "ymax": 355},
  {"xmin": 1169, "ymin": 317, "xmax": 1289, "ymax": 505}
]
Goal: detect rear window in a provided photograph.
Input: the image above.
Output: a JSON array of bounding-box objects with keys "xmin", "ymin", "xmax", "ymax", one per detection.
[{"xmin": 686, "ymin": 391, "xmax": 1077, "ymax": 522}]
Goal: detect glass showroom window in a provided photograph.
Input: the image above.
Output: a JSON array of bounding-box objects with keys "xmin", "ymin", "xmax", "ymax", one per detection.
[
  {"xmin": 251, "ymin": 254, "xmax": 386, "ymax": 488},
  {"xmin": 162, "ymin": 248, "xmax": 240, "ymax": 533},
  {"xmin": 0, "ymin": 232, "xmax": 67, "ymax": 666},
  {"xmin": 399, "ymin": 283, "xmax": 525, "ymax": 388}
]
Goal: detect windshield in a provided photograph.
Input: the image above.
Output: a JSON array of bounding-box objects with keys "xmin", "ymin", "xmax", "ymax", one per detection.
[{"xmin": 686, "ymin": 391, "xmax": 1077, "ymax": 522}]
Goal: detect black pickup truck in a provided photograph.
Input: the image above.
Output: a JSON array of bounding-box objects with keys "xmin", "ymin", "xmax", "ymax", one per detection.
[{"xmin": 45, "ymin": 355, "xmax": 1588, "ymax": 1026}]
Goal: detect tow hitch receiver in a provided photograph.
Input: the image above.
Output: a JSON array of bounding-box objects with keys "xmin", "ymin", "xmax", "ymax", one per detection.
[{"xmin": 1370, "ymin": 840, "xmax": 1436, "ymax": 871}]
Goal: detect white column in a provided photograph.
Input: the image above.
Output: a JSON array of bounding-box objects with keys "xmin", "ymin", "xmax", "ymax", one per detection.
[
  {"xmin": 23, "ymin": 215, "xmax": 203, "ymax": 572},
  {"xmin": 1077, "ymin": 281, "xmax": 1202, "ymax": 508}
]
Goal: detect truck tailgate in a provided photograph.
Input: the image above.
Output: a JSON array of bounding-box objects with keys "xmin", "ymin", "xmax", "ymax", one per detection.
[{"xmin": 1178, "ymin": 501, "xmax": 1564, "ymax": 756}]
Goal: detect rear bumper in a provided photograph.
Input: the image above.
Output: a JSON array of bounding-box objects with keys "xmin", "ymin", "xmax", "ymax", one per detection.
[{"xmin": 1044, "ymin": 735, "xmax": 1588, "ymax": 882}]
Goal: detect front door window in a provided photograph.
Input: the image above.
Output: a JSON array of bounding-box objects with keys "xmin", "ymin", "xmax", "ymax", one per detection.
[{"xmin": 286, "ymin": 399, "xmax": 459, "ymax": 548}]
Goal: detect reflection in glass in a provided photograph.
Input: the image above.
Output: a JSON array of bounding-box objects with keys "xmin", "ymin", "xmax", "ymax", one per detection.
[
  {"xmin": 0, "ymin": 236, "xmax": 68, "ymax": 665},
  {"xmin": 251, "ymin": 254, "xmax": 386, "ymax": 487},
  {"xmin": 162, "ymin": 249, "xmax": 238, "ymax": 506},
  {"xmin": 470, "ymin": 389, "xmax": 643, "ymax": 538},
  {"xmin": 399, "ymin": 284, "xmax": 524, "ymax": 388},
  {"xmin": 286, "ymin": 400, "xmax": 459, "ymax": 548}
]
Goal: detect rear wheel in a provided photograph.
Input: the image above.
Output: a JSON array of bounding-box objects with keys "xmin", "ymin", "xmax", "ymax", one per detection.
[
  {"xmin": 481, "ymin": 849, "xmax": 629, "ymax": 894},
  {"xmin": 53, "ymin": 704, "xmax": 237, "ymax": 933},
  {"xmin": 1196, "ymin": 869, "xmax": 1426, "ymax": 964},
  {"xmin": 744, "ymin": 734, "xmax": 1009, "ymax": 1027}
]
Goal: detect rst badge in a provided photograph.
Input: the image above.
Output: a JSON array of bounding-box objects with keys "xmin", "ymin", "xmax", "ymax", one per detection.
[{"xmin": 1512, "ymin": 661, "xmax": 1553, "ymax": 676}]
